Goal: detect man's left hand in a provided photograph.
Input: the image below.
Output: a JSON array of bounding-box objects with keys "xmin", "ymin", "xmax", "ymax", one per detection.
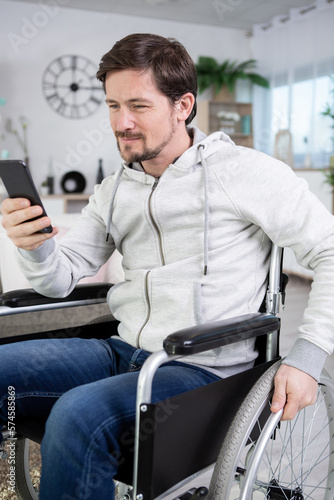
[{"xmin": 271, "ymin": 364, "xmax": 318, "ymax": 421}]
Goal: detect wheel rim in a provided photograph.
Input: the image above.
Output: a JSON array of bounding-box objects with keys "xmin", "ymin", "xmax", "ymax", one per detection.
[{"xmin": 236, "ymin": 374, "xmax": 334, "ymax": 499}]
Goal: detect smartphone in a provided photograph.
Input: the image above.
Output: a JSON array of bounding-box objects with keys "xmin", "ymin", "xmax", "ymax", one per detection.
[{"xmin": 0, "ymin": 159, "xmax": 53, "ymax": 233}]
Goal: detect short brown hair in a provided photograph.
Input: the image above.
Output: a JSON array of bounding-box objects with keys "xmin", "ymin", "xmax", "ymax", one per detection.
[{"xmin": 96, "ymin": 33, "xmax": 197, "ymax": 125}]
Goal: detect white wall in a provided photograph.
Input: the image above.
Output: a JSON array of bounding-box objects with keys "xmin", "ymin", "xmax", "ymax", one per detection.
[{"xmin": 0, "ymin": 0, "xmax": 251, "ymax": 194}]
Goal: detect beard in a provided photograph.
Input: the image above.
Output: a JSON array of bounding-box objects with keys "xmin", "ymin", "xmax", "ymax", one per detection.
[{"xmin": 115, "ymin": 119, "xmax": 176, "ymax": 164}]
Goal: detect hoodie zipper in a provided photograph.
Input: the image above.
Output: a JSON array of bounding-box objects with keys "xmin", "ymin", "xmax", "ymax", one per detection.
[
  {"xmin": 136, "ymin": 177, "xmax": 165, "ymax": 348},
  {"xmin": 148, "ymin": 177, "xmax": 166, "ymax": 266},
  {"xmin": 136, "ymin": 270, "xmax": 151, "ymax": 348}
]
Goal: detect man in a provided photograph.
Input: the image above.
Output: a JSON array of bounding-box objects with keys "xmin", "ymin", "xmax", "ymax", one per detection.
[{"xmin": 0, "ymin": 33, "xmax": 332, "ymax": 498}]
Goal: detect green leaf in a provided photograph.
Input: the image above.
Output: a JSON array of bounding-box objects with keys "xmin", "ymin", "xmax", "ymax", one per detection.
[
  {"xmin": 195, "ymin": 55, "xmax": 269, "ymax": 94},
  {"xmin": 195, "ymin": 56, "xmax": 220, "ymax": 73},
  {"xmin": 323, "ymin": 166, "xmax": 334, "ymax": 186},
  {"xmin": 247, "ymin": 73, "xmax": 270, "ymax": 88}
]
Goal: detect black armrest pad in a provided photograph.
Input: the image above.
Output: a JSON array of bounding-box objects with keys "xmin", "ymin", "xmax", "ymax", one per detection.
[
  {"xmin": 163, "ymin": 313, "xmax": 280, "ymax": 355},
  {"xmin": 0, "ymin": 283, "xmax": 113, "ymax": 308}
]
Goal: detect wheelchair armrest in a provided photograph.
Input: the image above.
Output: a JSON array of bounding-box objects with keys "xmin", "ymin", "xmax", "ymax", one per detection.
[
  {"xmin": 163, "ymin": 312, "xmax": 280, "ymax": 355},
  {"xmin": 0, "ymin": 283, "xmax": 112, "ymax": 309}
]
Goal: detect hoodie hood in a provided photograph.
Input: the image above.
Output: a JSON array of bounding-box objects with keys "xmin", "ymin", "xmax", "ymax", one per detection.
[{"xmin": 171, "ymin": 127, "xmax": 235, "ymax": 171}]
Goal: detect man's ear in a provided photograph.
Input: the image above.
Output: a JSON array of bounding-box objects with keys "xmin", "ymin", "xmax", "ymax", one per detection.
[{"xmin": 175, "ymin": 93, "xmax": 195, "ymax": 123}]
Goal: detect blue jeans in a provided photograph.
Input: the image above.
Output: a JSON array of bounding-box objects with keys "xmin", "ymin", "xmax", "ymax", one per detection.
[{"xmin": 0, "ymin": 335, "xmax": 220, "ymax": 499}]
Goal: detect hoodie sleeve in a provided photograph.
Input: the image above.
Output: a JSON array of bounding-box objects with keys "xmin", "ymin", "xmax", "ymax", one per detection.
[
  {"xmin": 215, "ymin": 146, "xmax": 334, "ymax": 381},
  {"xmin": 16, "ymin": 182, "xmax": 116, "ymax": 298}
]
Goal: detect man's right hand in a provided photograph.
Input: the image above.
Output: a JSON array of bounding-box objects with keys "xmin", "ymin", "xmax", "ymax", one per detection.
[{"xmin": 1, "ymin": 197, "xmax": 58, "ymax": 251}]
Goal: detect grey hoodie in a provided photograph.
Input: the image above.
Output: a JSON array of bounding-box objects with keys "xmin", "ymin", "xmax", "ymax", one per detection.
[{"xmin": 17, "ymin": 127, "xmax": 334, "ymax": 380}]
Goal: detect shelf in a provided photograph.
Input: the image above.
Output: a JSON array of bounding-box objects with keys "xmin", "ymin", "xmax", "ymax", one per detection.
[
  {"xmin": 41, "ymin": 194, "xmax": 90, "ymax": 199},
  {"xmin": 197, "ymin": 100, "xmax": 253, "ymax": 148}
]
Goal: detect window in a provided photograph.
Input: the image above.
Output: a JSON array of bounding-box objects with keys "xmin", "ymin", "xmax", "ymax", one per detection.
[
  {"xmin": 253, "ymin": 2, "xmax": 334, "ymax": 170},
  {"xmin": 271, "ymin": 73, "xmax": 334, "ymax": 169}
]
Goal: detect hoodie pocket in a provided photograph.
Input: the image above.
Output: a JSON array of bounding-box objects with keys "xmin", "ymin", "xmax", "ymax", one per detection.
[
  {"xmin": 137, "ymin": 275, "xmax": 204, "ymax": 351},
  {"xmin": 107, "ymin": 277, "xmax": 148, "ymax": 345}
]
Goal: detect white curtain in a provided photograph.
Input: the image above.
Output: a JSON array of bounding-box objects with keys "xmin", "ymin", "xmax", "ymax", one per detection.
[{"xmin": 252, "ymin": 0, "xmax": 334, "ymax": 168}]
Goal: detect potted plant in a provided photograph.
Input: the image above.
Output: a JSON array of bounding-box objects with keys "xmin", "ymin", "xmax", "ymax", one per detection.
[{"xmin": 195, "ymin": 56, "xmax": 269, "ymax": 100}]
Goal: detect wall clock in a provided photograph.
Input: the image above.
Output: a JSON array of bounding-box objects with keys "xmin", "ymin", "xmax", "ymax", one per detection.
[{"xmin": 42, "ymin": 55, "xmax": 104, "ymax": 119}]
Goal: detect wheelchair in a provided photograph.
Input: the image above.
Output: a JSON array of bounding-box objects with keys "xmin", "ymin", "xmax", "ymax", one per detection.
[{"xmin": 0, "ymin": 243, "xmax": 334, "ymax": 500}]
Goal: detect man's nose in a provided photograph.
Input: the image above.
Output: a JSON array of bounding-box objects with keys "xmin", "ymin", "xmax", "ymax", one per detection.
[{"xmin": 116, "ymin": 109, "xmax": 135, "ymax": 131}]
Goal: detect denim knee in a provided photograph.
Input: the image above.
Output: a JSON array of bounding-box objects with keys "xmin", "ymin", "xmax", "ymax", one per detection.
[{"xmin": 40, "ymin": 382, "xmax": 125, "ymax": 500}]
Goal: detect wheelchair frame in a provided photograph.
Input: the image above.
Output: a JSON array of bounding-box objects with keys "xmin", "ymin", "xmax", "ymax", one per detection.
[{"xmin": 1, "ymin": 243, "xmax": 334, "ymax": 500}]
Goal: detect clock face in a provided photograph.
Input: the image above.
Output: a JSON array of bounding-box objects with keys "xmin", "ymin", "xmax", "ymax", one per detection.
[{"xmin": 42, "ymin": 55, "xmax": 104, "ymax": 119}]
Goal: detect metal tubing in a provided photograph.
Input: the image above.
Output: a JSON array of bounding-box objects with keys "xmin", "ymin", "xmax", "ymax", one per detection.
[
  {"xmin": 132, "ymin": 350, "xmax": 180, "ymax": 499},
  {"xmin": 265, "ymin": 330, "xmax": 279, "ymax": 362},
  {"xmin": 239, "ymin": 409, "xmax": 283, "ymax": 500},
  {"xmin": 0, "ymin": 298, "xmax": 107, "ymax": 316},
  {"xmin": 266, "ymin": 244, "xmax": 283, "ymax": 315}
]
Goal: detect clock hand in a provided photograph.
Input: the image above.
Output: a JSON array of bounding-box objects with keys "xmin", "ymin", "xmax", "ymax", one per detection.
[
  {"xmin": 68, "ymin": 78, "xmax": 83, "ymax": 92},
  {"xmin": 60, "ymin": 88, "xmax": 73, "ymax": 101},
  {"xmin": 73, "ymin": 86, "xmax": 103, "ymax": 90},
  {"xmin": 52, "ymin": 84, "xmax": 102, "ymax": 91}
]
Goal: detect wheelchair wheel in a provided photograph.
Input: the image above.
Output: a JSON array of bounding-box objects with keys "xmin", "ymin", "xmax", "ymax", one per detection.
[
  {"xmin": 208, "ymin": 360, "xmax": 334, "ymax": 499},
  {"xmin": 14, "ymin": 437, "xmax": 41, "ymax": 500}
]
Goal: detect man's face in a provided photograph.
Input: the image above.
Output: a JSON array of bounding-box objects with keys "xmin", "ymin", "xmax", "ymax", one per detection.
[{"xmin": 105, "ymin": 69, "xmax": 178, "ymax": 165}]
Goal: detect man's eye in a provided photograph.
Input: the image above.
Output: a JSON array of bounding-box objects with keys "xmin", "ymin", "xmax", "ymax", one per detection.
[{"xmin": 107, "ymin": 103, "xmax": 119, "ymax": 110}]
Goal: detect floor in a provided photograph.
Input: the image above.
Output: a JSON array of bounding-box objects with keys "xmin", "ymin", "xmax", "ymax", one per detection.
[{"xmin": 0, "ymin": 276, "xmax": 333, "ymax": 499}]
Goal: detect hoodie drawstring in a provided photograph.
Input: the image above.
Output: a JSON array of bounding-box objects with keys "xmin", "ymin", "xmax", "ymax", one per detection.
[
  {"xmin": 197, "ymin": 144, "xmax": 209, "ymax": 276},
  {"xmin": 106, "ymin": 167, "xmax": 124, "ymax": 242}
]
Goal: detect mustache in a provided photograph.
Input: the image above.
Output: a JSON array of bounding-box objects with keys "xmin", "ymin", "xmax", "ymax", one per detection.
[{"xmin": 115, "ymin": 131, "xmax": 145, "ymax": 140}]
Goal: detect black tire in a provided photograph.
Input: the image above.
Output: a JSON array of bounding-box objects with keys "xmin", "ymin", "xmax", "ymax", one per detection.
[{"xmin": 14, "ymin": 437, "xmax": 40, "ymax": 500}]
